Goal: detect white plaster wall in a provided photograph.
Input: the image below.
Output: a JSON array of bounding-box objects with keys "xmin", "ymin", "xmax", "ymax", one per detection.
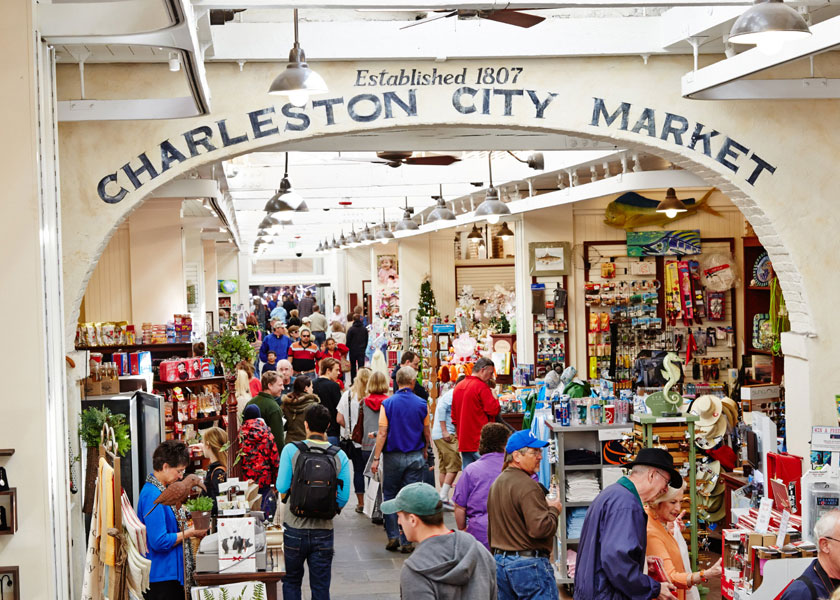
[
  {"xmin": 55, "ymin": 57, "xmax": 840, "ymax": 459},
  {"xmin": 429, "ymin": 230, "xmax": 457, "ymax": 318},
  {"xmin": 203, "ymin": 240, "xmax": 219, "ymax": 323},
  {"xmin": 345, "ymin": 245, "xmax": 373, "ymax": 313},
  {"xmin": 82, "ymin": 223, "xmax": 132, "ymax": 322},
  {"xmin": 0, "ymin": 2, "xmax": 58, "ymax": 596},
  {"xmin": 128, "ymin": 199, "xmax": 187, "ymax": 323}
]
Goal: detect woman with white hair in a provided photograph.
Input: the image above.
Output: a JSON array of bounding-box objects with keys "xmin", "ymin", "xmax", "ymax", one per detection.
[{"xmin": 645, "ymin": 483, "xmax": 722, "ymax": 600}]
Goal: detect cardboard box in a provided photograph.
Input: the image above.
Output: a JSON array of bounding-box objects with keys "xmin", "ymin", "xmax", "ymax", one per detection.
[
  {"xmin": 84, "ymin": 379, "xmax": 101, "ymax": 396},
  {"xmin": 100, "ymin": 378, "xmax": 119, "ymax": 395},
  {"xmin": 741, "ymin": 385, "xmax": 781, "ymax": 400}
]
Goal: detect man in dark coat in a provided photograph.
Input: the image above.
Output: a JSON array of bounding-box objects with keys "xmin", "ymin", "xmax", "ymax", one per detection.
[
  {"xmin": 574, "ymin": 448, "xmax": 681, "ymax": 600},
  {"xmin": 345, "ymin": 315, "xmax": 369, "ymax": 380},
  {"xmin": 780, "ymin": 509, "xmax": 840, "ymax": 600}
]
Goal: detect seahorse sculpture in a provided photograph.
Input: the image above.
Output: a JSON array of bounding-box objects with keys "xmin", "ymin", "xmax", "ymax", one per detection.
[{"xmin": 644, "ymin": 352, "xmax": 683, "ymax": 416}]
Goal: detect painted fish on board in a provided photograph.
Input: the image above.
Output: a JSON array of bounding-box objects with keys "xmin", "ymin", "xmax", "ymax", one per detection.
[{"xmin": 604, "ymin": 189, "xmax": 720, "ymax": 230}]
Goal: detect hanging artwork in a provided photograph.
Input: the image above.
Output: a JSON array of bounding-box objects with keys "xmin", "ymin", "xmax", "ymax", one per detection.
[
  {"xmin": 626, "ymin": 230, "xmax": 701, "ymax": 257},
  {"xmin": 529, "ymin": 242, "xmax": 570, "ymax": 276},
  {"xmin": 603, "ymin": 189, "xmax": 719, "ymax": 231},
  {"xmin": 375, "ymin": 255, "xmax": 399, "ymax": 318}
]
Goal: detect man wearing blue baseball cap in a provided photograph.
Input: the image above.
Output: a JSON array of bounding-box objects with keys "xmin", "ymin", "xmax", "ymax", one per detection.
[
  {"xmin": 381, "ymin": 482, "xmax": 497, "ymax": 599},
  {"xmin": 487, "ymin": 430, "xmax": 563, "ymax": 600}
]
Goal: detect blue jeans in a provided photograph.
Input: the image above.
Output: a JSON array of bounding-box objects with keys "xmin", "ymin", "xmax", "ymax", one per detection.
[
  {"xmin": 282, "ymin": 526, "xmax": 335, "ymax": 600},
  {"xmin": 313, "ymin": 330, "xmax": 326, "ymax": 347},
  {"xmin": 382, "ymin": 451, "xmax": 425, "ymax": 544},
  {"xmin": 495, "ymin": 554, "xmax": 558, "ymax": 600},
  {"xmin": 461, "ymin": 451, "xmax": 481, "ymax": 469}
]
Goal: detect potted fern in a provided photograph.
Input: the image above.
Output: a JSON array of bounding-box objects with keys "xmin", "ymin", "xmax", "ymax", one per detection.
[
  {"xmin": 206, "ymin": 327, "xmax": 256, "ymax": 376},
  {"xmin": 185, "ymin": 495, "xmax": 214, "ymax": 531}
]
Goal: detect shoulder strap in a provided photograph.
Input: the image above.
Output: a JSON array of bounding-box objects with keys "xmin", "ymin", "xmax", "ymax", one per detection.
[
  {"xmin": 325, "ymin": 444, "xmax": 340, "ymax": 456},
  {"xmin": 293, "ymin": 441, "xmax": 308, "ymax": 454},
  {"xmin": 797, "ymin": 574, "xmax": 818, "ymax": 600}
]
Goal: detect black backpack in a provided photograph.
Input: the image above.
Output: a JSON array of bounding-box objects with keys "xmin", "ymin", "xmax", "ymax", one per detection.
[{"xmin": 289, "ymin": 441, "xmax": 342, "ymax": 519}]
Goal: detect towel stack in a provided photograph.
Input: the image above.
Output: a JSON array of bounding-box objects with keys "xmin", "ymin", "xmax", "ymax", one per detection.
[{"xmin": 565, "ymin": 472, "xmax": 600, "ymax": 503}]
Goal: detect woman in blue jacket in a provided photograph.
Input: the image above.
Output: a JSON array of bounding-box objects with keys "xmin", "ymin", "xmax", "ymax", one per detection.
[{"xmin": 136, "ymin": 440, "xmax": 206, "ymax": 599}]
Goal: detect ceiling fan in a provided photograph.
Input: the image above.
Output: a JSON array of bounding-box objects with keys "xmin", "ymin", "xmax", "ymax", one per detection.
[
  {"xmin": 343, "ymin": 151, "xmax": 461, "ymax": 168},
  {"xmin": 401, "ymin": 9, "xmax": 544, "ymax": 30}
]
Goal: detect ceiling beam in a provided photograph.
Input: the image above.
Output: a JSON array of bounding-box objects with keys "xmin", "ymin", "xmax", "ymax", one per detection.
[
  {"xmin": 681, "ymin": 15, "xmax": 840, "ymax": 99},
  {"xmin": 195, "ymin": 0, "xmax": 757, "ymax": 9}
]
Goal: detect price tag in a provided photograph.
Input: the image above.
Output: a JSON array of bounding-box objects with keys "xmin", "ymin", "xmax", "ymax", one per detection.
[
  {"xmin": 776, "ymin": 510, "xmax": 790, "ymax": 547},
  {"xmin": 755, "ymin": 497, "xmax": 774, "ymax": 534}
]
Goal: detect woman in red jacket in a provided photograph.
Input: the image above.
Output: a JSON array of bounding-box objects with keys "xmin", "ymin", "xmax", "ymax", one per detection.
[
  {"xmin": 238, "ymin": 404, "xmax": 280, "ymax": 516},
  {"xmin": 316, "ymin": 337, "xmax": 349, "ymax": 389}
]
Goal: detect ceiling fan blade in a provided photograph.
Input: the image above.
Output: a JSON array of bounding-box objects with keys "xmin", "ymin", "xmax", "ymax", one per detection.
[
  {"xmin": 399, "ymin": 11, "xmax": 456, "ymax": 30},
  {"xmin": 482, "ymin": 9, "xmax": 545, "ymax": 28},
  {"xmin": 334, "ymin": 156, "xmax": 390, "ymax": 165},
  {"xmin": 403, "ymin": 156, "xmax": 461, "ymax": 166}
]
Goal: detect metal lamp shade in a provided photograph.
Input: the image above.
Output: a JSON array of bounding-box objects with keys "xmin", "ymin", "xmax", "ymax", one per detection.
[
  {"xmin": 497, "ymin": 222, "xmax": 515, "ymax": 239},
  {"xmin": 474, "ymin": 187, "xmax": 511, "ymax": 220},
  {"xmin": 264, "ymin": 178, "xmax": 295, "ymax": 213},
  {"xmin": 259, "ymin": 214, "xmax": 280, "ymax": 229},
  {"xmin": 467, "ymin": 224, "xmax": 483, "ymax": 240},
  {"xmin": 395, "ymin": 209, "xmax": 419, "ymax": 231},
  {"xmin": 375, "ymin": 224, "xmax": 395, "ymax": 242},
  {"xmin": 360, "ymin": 225, "xmax": 373, "ymax": 242},
  {"xmin": 427, "ymin": 197, "xmax": 456, "ymax": 223},
  {"xmin": 729, "ymin": 0, "xmax": 811, "ymax": 46},
  {"xmin": 268, "ymin": 46, "xmax": 328, "ymax": 105},
  {"xmin": 655, "ymin": 188, "xmax": 688, "ymax": 215}
]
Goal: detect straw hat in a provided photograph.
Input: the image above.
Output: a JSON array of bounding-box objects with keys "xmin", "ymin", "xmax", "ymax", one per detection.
[
  {"xmin": 696, "ymin": 460, "xmax": 721, "ymax": 495},
  {"xmin": 699, "ymin": 501, "xmax": 726, "ymax": 523},
  {"xmin": 698, "ymin": 490, "xmax": 724, "ymax": 513},
  {"xmin": 696, "ymin": 417, "xmax": 727, "ymax": 441},
  {"xmin": 699, "ymin": 478, "xmax": 725, "ymax": 497},
  {"xmin": 690, "ymin": 395, "xmax": 724, "ymax": 427},
  {"xmin": 720, "ymin": 398, "xmax": 739, "ymax": 427}
]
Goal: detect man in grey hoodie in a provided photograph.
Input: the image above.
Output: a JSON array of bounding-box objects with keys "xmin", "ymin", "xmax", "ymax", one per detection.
[{"xmin": 381, "ymin": 482, "xmax": 497, "ymax": 600}]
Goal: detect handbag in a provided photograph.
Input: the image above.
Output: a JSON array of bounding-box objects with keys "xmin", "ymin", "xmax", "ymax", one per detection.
[
  {"xmin": 351, "ymin": 403, "xmax": 365, "ymax": 445},
  {"xmin": 340, "ymin": 400, "xmax": 358, "ymax": 457},
  {"xmin": 341, "ymin": 357, "xmax": 351, "ymax": 372}
]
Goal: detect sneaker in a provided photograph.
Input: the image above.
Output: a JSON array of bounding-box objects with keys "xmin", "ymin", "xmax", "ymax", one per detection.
[
  {"xmin": 400, "ymin": 544, "xmax": 415, "ymax": 554},
  {"xmin": 372, "ymin": 517, "xmax": 384, "ymax": 525},
  {"xmin": 355, "ymin": 505, "xmax": 364, "ymax": 514},
  {"xmin": 386, "ymin": 538, "xmax": 400, "ymax": 552}
]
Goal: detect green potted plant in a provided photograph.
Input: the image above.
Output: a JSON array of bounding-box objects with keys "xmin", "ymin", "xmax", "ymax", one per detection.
[
  {"xmin": 206, "ymin": 327, "xmax": 256, "ymax": 375},
  {"xmin": 184, "ymin": 495, "xmax": 214, "ymax": 531},
  {"xmin": 78, "ymin": 406, "xmax": 132, "ymax": 514}
]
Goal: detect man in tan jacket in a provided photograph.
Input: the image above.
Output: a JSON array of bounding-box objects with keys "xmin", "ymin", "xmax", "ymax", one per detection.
[{"xmin": 487, "ymin": 430, "xmax": 563, "ymax": 600}]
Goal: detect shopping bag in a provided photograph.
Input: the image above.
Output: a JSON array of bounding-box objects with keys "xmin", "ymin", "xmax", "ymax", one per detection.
[{"xmin": 363, "ymin": 475, "xmax": 380, "ymax": 519}]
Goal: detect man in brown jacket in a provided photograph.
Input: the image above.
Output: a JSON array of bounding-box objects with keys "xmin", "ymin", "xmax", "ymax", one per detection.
[{"xmin": 487, "ymin": 430, "xmax": 563, "ymax": 600}]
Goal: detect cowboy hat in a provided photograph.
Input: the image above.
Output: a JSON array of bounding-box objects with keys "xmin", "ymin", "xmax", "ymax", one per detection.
[
  {"xmin": 720, "ymin": 398, "xmax": 739, "ymax": 426},
  {"xmin": 696, "ymin": 416, "xmax": 727, "ymax": 441},
  {"xmin": 700, "ymin": 500, "xmax": 726, "ymax": 523},
  {"xmin": 625, "ymin": 448, "xmax": 683, "ymax": 488},
  {"xmin": 690, "ymin": 395, "xmax": 724, "ymax": 427},
  {"xmin": 698, "ymin": 490, "xmax": 724, "ymax": 513},
  {"xmin": 698, "ymin": 478, "xmax": 725, "ymax": 498},
  {"xmin": 697, "ymin": 460, "xmax": 722, "ymax": 495}
]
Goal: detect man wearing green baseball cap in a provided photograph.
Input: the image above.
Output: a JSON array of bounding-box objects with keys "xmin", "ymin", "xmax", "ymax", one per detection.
[{"xmin": 381, "ymin": 482, "xmax": 497, "ymax": 599}]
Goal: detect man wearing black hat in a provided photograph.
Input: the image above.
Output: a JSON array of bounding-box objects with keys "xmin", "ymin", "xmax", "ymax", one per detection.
[{"xmin": 574, "ymin": 448, "xmax": 681, "ymax": 600}]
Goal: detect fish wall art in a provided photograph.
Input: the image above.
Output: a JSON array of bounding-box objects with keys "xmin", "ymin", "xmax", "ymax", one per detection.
[
  {"xmin": 604, "ymin": 188, "xmax": 720, "ymax": 230},
  {"xmin": 627, "ymin": 230, "xmax": 702, "ymax": 257}
]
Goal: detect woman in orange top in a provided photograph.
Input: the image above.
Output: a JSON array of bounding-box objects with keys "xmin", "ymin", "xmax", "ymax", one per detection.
[{"xmin": 645, "ymin": 484, "xmax": 722, "ymax": 600}]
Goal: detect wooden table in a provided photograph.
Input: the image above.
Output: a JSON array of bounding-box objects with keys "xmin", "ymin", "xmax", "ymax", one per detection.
[
  {"xmin": 194, "ymin": 571, "xmax": 285, "ymax": 600},
  {"xmin": 500, "ymin": 412, "xmax": 525, "ymax": 431}
]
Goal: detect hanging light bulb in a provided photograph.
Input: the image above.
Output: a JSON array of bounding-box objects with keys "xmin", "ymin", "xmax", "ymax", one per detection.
[
  {"xmin": 427, "ymin": 184, "xmax": 457, "ymax": 225},
  {"xmin": 395, "ymin": 198, "xmax": 419, "ymax": 231},
  {"xmin": 474, "ymin": 153, "xmax": 511, "ymax": 225},
  {"xmin": 497, "ymin": 222, "xmax": 515, "ymax": 239},
  {"xmin": 267, "ymin": 9, "xmax": 328, "ymax": 106},
  {"xmin": 265, "ymin": 153, "xmax": 304, "ymax": 213},
  {"xmin": 729, "ymin": 0, "xmax": 811, "ymax": 54},
  {"xmin": 467, "ymin": 224, "xmax": 484, "ymax": 242},
  {"xmin": 655, "ymin": 188, "xmax": 689, "ymax": 219}
]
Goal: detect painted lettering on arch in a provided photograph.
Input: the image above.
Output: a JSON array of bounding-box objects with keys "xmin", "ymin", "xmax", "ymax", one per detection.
[{"xmin": 590, "ymin": 97, "xmax": 776, "ymax": 186}]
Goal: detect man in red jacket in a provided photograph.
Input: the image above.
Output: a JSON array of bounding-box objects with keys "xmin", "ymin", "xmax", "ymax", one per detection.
[{"xmin": 452, "ymin": 357, "xmax": 500, "ymax": 469}]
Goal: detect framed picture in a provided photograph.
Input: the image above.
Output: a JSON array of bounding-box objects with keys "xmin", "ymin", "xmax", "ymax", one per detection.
[
  {"xmin": 0, "ymin": 566, "xmax": 19, "ymax": 600},
  {"xmin": 529, "ymin": 242, "xmax": 571, "ymax": 277},
  {"xmin": 205, "ymin": 311, "xmax": 215, "ymax": 334}
]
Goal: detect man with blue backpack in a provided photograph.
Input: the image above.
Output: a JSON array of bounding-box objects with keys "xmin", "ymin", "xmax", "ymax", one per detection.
[{"xmin": 276, "ymin": 404, "xmax": 351, "ymax": 600}]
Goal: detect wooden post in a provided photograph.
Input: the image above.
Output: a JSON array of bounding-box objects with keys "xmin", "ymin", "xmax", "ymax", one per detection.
[{"xmin": 225, "ymin": 372, "xmax": 241, "ymax": 478}]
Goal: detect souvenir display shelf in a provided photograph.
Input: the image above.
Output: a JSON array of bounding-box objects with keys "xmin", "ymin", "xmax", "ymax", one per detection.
[
  {"xmin": 548, "ymin": 422, "xmax": 632, "ymax": 585},
  {"xmin": 0, "ymin": 449, "xmax": 15, "ymax": 535},
  {"xmin": 632, "ymin": 414, "xmax": 699, "ymax": 571},
  {"xmin": 583, "ymin": 239, "xmax": 738, "ymax": 391},
  {"xmin": 531, "ymin": 275, "xmax": 570, "ymax": 380},
  {"xmin": 742, "ymin": 237, "xmax": 784, "ymax": 384}
]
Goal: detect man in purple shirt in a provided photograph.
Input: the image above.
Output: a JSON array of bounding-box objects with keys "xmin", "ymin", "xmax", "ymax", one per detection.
[{"xmin": 451, "ymin": 423, "xmax": 511, "ymax": 549}]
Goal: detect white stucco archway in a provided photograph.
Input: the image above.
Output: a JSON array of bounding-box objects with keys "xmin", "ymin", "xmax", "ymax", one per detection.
[{"xmin": 59, "ymin": 57, "xmax": 840, "ymax": 456}]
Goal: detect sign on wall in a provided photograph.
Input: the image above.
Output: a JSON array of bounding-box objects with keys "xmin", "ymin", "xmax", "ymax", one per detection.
[{"xmin": 626, "ymin": 230, "xmax": 701, "ymax": 256}]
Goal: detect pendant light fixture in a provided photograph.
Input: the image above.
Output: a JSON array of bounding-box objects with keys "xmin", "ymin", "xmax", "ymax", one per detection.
[
  {"xmin": 474, "ymin": 152, "xmax": 511, "ymax": 225},
  {"xmin": 467, "ymin": 224, "xmax": 484, "ymax": 242},
  {"xmin": 259, "ymin": 214, "xmax": 280, "ymax": 230},
  {"xmin": 427, "ymin": 184, "xmax": 457, "ymax": 224},
  {"xmin": 655, "ymin": 188, "xmax": 689, "ymax": 219},
  {"xmin": 497, "ymin": 222, "xmax": 515, "ymax": 239},
  {"xmin": 360, "ymin": 224, "xmax": 374, "ymax": 243},
  {"xmin": 729, "ymin": 0, "xmax": 811, "ymax": 54},
  {"xmin": 267, "ymin": 9, "xmax": 328, "ymax": 106},
  {"xmin": 395, "ymin": 198, "xmax": 419, "ymax": 231},
  {"xmin": 375, "ymin": 208, "xmax": 395, "ymax": 244},
  {"xmin": 330, "ymin": 235, "xmax": 339, "ymax": 250},
  {"xmin": 265, "ymin": 153, "xmax": 304, "ymax": 213}
]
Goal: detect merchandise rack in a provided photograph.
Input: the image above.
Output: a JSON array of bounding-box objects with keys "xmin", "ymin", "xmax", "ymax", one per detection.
[
  {"xmin": 531, "ymin": 275, "xmax": 569, "ymax": 380},
  {"xmin": 632, "ymin": 413, "xmax": 699, "ymax": 571},
  {"xmin": 548, "ymin": 422, "xmax": 632, "ymax": 585}
]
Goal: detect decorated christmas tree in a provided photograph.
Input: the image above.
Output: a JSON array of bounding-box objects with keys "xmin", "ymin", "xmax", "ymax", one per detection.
[{"xmin": 417, "ymin": 278, "xmax": 438, "ymax": 319}]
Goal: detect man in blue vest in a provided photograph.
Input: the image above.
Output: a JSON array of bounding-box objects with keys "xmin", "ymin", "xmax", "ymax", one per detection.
[
  {"xmin": 780, "ymin": 509, "xmax": 840, "ymax": 600},
  {"xmin": 371, "ymin": 365, "xmax": 431, "ymax": 553},
  {"xmin": 259, "ymin": 321, "xmax": 292, "ymax": 363}
]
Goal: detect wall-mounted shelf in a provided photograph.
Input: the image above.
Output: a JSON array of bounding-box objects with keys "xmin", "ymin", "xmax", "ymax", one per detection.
[
  {"xmin": 0, "ymin": 450, "xmax": 14, "ymax": 457},
  {"xmin": 154, "ymin": 376, "xmax": 225, "ymax": 388},
  {"xmin": 0, "ymin": 488, "xmax": 18, "ymax": 535}
]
